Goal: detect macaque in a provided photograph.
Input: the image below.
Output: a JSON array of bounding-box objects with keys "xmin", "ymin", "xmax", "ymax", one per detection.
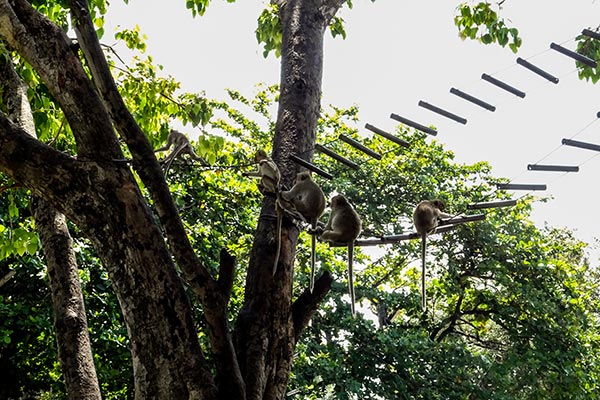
[
  {"xmin": 254, "ymin": 149, "xmax": 281, "ymax": 195},
  {"xmin": 413, "ymin": 199, "xmax": 451, "ymax": 311},
  {"xmin": 320, "ymin": 194, "xmax": 362, "ymax": 316},
  {"xmin": 279, "ymin": 172, "xmax": 326, "ymax": 286},
  {"xmin": 251, "ymin": 149, "xmax": 284, "ymax": 275},
  {"xmin": 155, "ymin": 129, "xmax": 206, "ymax": 176}
]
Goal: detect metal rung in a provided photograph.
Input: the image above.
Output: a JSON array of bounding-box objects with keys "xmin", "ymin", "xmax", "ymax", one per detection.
[
  {"xmin": 527, "ymin": 164, "xmax": 579, "ymax": 172},
  {"xmin": 450, "ymin": 88, "xmax": 496, "ymax": 112},
  {"xmin": 364, "ymin": 123, "xmax": 410, "ymax": 148},
  {"xmin": 315, "ymin": 144, "xmax": 359, "ymax": 170},
  {"xmin": 550, "ymin": 42, "xmax": 597, "ymax": 68},
  {"xmin": 329, "ymin": 224, "xmax": 459, "ymax": 247},
  {"xmin": 418, "ymin": 101, "xmax": 467, "ymax": 124},
  {"xmin": 437, "ymin": 214, "xmax": 486, "ymax": 226},
  {"xmin": 338, "ymin": 135, "xmax": 382, "ymax": 159},
  {"xmin": 289, "ymin": 154, "xmax": 333, "ymax": 179},
  {"xmin": 390, "ymin": 113, "xmax": 437, "ymax": 136},
  {"xmin": 582, "ymin": 28, "xmax": 600, "ymax": 41},
  {"xmin": 481, "ymin": 74, "xmax": 526, "ymax": 98},
  {"xmin": 497, "ymin": 183, "xmax": 547, "ymax": 191},
  {"xmin": 516, "ymin": 57, "xmax": 559, "ymax": 84},
  {"xmin": 562, "ymin": 138, "xmax": 600, "ymax": 152},
  {"xmin": 467, "ymin": 200, "xmax": 517, "ymax": 210},
  {"xmin": 329, "ymin": 214, "xmax": 485, "ymax": 247}
]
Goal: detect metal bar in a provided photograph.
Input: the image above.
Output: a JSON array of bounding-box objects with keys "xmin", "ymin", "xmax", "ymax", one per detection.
[
  {"xmin": 550, "ymin": 42, "xmax": 598, "ymax": 68},
  {"xmin": 527, "ymin": 164, "xmax": 579, "ymax": 172},
  {"xmin": 390, "ymin": 113, "xmax": 438, "ymax": 136},
  {"xmin": 418, "ymin": 101, "xmax": 467, "ymax": 124},
  {"xmin": 467, "ymin": 200, "xmax": 517, "ymax": 210},
  {"xmin": 315, "ymin": 144, "xmax": 360, "ymax": 170},
  {"xmin": 338, "ymin": 135, "xmax": 383, "ymax": 160},
  {"xmin": 516, "ymin": 57, "xmax": 559, "ymax": 84},
  {"xmin": 364, "ymin": 123, "xmax": 410, "ymax": 148},
  {"xmin": 289, "ymin": 154, "xmax": 333, "ymax": 180},
  {"xmin": 450, "ymin": 88, "xmax": 496, "ymax": 112},
  {"xmin": 437, "ymin": 214, "xmax": 486, "ymax": 226},
  {"xmin": 582, "ymin": 28, "xmax": 600, "ymax": 41},
  {"xmin": 597, "ymin": 111, "xmax": 600, "ymax": 118},
  {"xmin": 481, "ymin": 73, "xmax": 526, "ymax": 98},
  {"xmin": 329, "ymin": 215, "xmax": 485, "ymax": 247},
  {"xmin": 329, "ymin": 225, "xmax": 459, "ymax": 247},
  {"xmin": 562, "ymin": 138, "xmax": 600, "ymax": 152},
  {"xmin": 496, "ymin": 183, "xmax": 547, "ymax": 191}
]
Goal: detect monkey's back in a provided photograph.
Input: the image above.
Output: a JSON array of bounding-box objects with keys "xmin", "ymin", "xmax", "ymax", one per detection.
[
  {"xmin": 293, "ymin": 181, "xmax": 325, "ymax": 222},
  {"xmin": 331, "ymin": 207, "xmax": 361, "ymax": 242},
  {"xmin": 413, "ymin": 204, "xmax": 437, "ymax": 235}
]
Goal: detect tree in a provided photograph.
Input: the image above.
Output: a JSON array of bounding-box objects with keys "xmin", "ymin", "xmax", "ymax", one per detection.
[
  {"xmin": 1, "ymin": 1, "xmax": 599, "ymax": 399},
  {"xmin": 0, "ymin": 0, "xmax": 348, "ymax": 398}
]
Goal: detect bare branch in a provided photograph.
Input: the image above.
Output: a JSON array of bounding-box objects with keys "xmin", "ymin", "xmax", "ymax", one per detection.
[{"xmin": 292, "ymin": 271, "xmax": 333, "ymax": 342}]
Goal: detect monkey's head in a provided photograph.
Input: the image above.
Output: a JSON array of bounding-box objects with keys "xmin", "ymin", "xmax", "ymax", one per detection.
[
  {"xmin": 431, "ymin": 199, "xmax": 446, "ymax": 211},
  {"xmin": 254, "ymin": 149, "xmax": 268, "ymax": 162},
  {"xmin": 330, "ymin": 194, "xmax": 348, "ymax": 208},
  {"xmin": 295, "ymin": 171, "xmax": 312, "ymax": 182}
]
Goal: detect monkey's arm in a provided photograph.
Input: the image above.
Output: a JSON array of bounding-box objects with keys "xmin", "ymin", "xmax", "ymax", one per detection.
[
  {"xmin": 154, "ymin": 144, "xmax": 171, "ymax": 153},
  {"xmin": 154, "ymin": 132, "xmax": 176, "ymax": 153}
]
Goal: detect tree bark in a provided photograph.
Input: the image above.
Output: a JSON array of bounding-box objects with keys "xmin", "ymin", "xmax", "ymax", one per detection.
[
  {"xmin": 68, "ymin": 1, "xmax": 244, "ymax": 396},
  {"xmin": 1, "ymin": 47, "xmax": 101, "ymax": 400},
  {"xmin": 0, "ymin": 0, "xmax": 348, "ymax": 397},
  {"xmin": 33, "ymin": 198, "xmax": 102, "ymax": 400},
  {"xmin": 0, "ymin": 1, "xmax": 217, "ymax": 398},
  {"xmin": 235, "ymin": 1, "xmax": 343, "ymax": 398}
]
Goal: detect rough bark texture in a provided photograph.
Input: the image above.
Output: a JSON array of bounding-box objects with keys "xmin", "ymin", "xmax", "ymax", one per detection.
[
  {"xmin": 0, "ymin": 0, "xmax": 346, "ymax": 398},
  {"xmin": 0, "ymin": 49, "xmax": 101, "ymax": 400},
  {"xmin": 234, "ymin": 1, "xmax": 343, "ymax": 399},
  {"xmin": 33, "ymin": 199, "xmax": 102, "ymax": 400},
  {"xmin": 68, "ymin": 1, "xmax": 244, "ymax": 396},
  {"xmin": 0, "ymin": 0, "xmax": 217, "ymax": 398}
]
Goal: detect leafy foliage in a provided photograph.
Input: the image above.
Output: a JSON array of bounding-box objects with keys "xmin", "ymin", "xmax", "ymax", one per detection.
[
  {"xmin": 1, "ymin": 2, "xmax": 600, "ymax": 399},
  {"xmin": 454, "ymin": 2, "xmax": 522, "ymax": 53},
  {"xmin": 576, "ymin": 27, "xmax": 600, "ymax": 84}
]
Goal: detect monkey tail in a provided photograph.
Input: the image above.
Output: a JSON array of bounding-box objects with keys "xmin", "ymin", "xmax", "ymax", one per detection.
[
  {"xmin": 272, "ymin": 199, "xmax": 283, "ymax": 276},
  {"xmin": 421, "ymin": 234, "xmax": 427, "ymax": 312},
  {"xmin": 348, "ymin": 243, "xmax": 356, "ymax": 317},
  {"xmin": 163, "ymin": 143, "xmax": 187, "ymax": 179},
  {"xmin": 310, "ymin": 225, "xmax": 316, "ymax": 293}
]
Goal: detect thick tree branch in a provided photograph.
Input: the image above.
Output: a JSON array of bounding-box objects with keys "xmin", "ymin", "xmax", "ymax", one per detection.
[
  {"xmin": 0, "ymin": 0, "xmax": 122, "ymax": 160},
  {"xmin": 218, "ymin": 248, "xmax": 236, "ymax": 299},
  {"xmin": 67, "ymin": 1, "xmax": 244, "ymax": 396},
  {"xmin": 430, "ymin": 292, "xmax": 464, "ymax": 342},
  {"xmin": 292, "ymin": 271, "xmax": 333, "ymax": 342},
  {"xmin": 1, "ymin": 51, "xmax": 101, "ymax": 400},
  {"xmin": 318, "ymin": 0, "xmax": 346, "ymax": 23},
  {"xmin": 33, "ymin": 198, "xmax": 102, "ymax": 400}
]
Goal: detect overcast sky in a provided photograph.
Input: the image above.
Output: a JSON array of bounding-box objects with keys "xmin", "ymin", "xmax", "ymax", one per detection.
[{"xmin": 106, "ymin": 1, "xmax": 600, "ymax": 260}]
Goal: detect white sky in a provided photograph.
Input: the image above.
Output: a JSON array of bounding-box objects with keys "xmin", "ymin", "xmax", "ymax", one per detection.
[{"xmin": 106, "ymin": 1, "xmax": 600, "ymax": 260}]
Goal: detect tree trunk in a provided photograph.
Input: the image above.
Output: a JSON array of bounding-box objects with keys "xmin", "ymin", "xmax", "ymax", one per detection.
[
  {"xmin": 33, "ymin": 198, "xmax": 102, "ymax": 400},
  {"xmin": 0, "ymin": 0, "xmax": 218, "ymax": 397},
  {"xmin": 1, "ymin": 46, "xmax": 101, "ymax": 400},
  {"xmin": 0, "ymin": 0, "xmax": 348, "ymax": 397},
  {"xmin": 234, "ymin": 1, "xmax": 343, "ymax": 398}
]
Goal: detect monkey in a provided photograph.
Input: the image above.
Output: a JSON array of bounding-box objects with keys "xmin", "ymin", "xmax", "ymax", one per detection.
[
  {"xmin": 254, "ymin": 149, "xmax": 281, "ymax": 196},
  {"xmin": 155, "ymin": 129, "xmax": 207, "ymax": 177},
  {"xmin": 320, "ymin": 194, "xmax": 362, "ymax": 316},
  {"xmin": 279, "ymin": 171, "xmax": 326, "ymax": 287},
  {"xmin": 248, "ymin": 149, "xmax": 287, "ymax": 276},
  {"xmin": 413, "ymin": 199, "xmax": 451, "ymax": 312}
]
